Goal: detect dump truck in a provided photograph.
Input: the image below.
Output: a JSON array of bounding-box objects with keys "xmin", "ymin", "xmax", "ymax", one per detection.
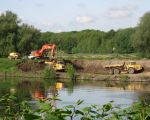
[{"xmin": 105, "ymin": 61, "xmax": 144, "ymax": 74}]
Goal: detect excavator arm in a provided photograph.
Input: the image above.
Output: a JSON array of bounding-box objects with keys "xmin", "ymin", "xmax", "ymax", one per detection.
[{"xmin": 29, "ymin": 44, "xmax": 56, "ymax": 59}]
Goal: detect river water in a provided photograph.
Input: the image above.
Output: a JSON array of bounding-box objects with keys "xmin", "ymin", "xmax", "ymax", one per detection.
[{"xmin": 0, "ymin": 77, "xmax": 150, "ymax": 107}]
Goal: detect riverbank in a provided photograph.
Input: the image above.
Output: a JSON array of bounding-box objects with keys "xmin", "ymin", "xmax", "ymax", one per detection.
[
  {"xmin": 0, "ymin": 70, "xmax": 150, "ymax": 82},
  {"xmin": 0, "ymin": 58, "xmax": 150, "ymax": 82}
]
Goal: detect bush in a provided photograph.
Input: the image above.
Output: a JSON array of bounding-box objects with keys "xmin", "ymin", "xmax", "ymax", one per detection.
[
  {"xmin": 0, "ymin": 94, "xmax": 150, "ymax": 120},
  {"xmin": 43, "ymin": 67, "xmax": 56, "ymax": 79},
  {"xmin": 66, "ymin": 64, "xmax": 76, "ymax": 80}
]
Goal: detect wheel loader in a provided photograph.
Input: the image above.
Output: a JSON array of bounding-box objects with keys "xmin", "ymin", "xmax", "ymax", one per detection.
[
  {"xmin": 105, "ymin": 61, "xmax": 144, "ymax": 74},
  {"xmin": 8, "ymin": 52, "xmax": 20, "ymax": 60}
]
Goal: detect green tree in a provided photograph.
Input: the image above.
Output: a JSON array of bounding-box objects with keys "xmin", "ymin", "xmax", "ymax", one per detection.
[
  {"xmin": 17, "ymin": 24, "xmax": 41, "ymax": 55},
  {"xmin": 0, "ymin": 11, "xmax": 19, "ymax": 56},
  {"xmin": 133, "ymin": 12, "xmax": 150, "ymax": 57},
  {"xmin": 109, "ymin": 28, "xmax": 135, "ymax": 53}
]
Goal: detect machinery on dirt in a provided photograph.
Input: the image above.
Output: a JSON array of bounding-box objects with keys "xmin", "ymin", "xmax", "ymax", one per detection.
[
  {"xmin": 28, "ymin": 44, "xmax": 65, "ymax": 71},
  {"xmin": 45, "ymin": 59, "xmax": 65, "ymax": 71},
  {"xmin": 8, "ymin": 52, "xmax": 20, "ymax": 60},
  {"xmin": 105, "ymin": 61, "xmax": 144, "ymax": 74}
]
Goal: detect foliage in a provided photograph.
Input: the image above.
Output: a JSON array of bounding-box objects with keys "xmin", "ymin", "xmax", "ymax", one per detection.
[
  {"xmin": 0, "ymin": 11, "xmax": 19, "ymax": 56},
  {"xmin": 0, "ymin": 58, "xmax": 19, "ymax": 72},
  {"xmin": 0, "ymin": 11, "xmax": 41, "ymax": 56},
  {"xmin": 110, "ymin": 28, "xmax": 135, "ymax": 53},
  {"xmin": 66, "ymin": 64, "xmax": 76, "ymax": 80},
  {"xmin": 43, "ymin": 67, "xmax": 56, "ymax": 79},
  {"xmin": 0, "ymin": 94, "xmax": 40, "ymax": 120},
  {"xmin": 0, "ymin": 94, "xmax": 150, "ymax": 120},
  {"xmin": 120, "ymin": 75, "xmax": 130, "ymax": 81},
  {"xmin": 0, "ymin": 10, "xmax": 150, "ymax": 58},
  {"xmin": 132, "ymin": 12, "xmax": 150, "ymax": 57},
  {"xmin": 17, "ymin": 24, "xmax": 41, "ymax": 55}
]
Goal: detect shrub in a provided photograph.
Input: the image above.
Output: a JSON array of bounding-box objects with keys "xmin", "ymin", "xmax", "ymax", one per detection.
[
  {"xmin": 43, "ymin": 67, "xmax": 56, "ymax": 79},
  {"xmin": 66, "ymin": 64, "xmax": 76, "ymax": 80}
]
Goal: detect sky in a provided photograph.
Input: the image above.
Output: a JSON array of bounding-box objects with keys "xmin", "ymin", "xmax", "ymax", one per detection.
[{"xmin": 0, "ymin": 0, "xmax": 150, "ymax": 32}]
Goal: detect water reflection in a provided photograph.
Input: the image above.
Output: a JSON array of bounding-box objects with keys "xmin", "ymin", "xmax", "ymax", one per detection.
[{"xmin": 0, "ymin": 77, "xmax": 150, "ymax": 107}]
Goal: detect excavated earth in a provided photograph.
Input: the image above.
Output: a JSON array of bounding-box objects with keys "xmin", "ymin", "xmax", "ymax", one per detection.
[
  {"xmin": 17, "ymin": 60, "xmax": 45, "ymax": 72},
  {"xmin": 72, "ymin": 60, "xmax": 150, "ymax": 74},
  {"xmin": 17, "ymin": 59, "xmax": 150, "ymax": 81}
]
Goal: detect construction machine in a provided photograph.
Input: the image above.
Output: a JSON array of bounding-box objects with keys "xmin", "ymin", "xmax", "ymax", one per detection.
[
  {"xmin": 105, "ymin": 61, "xmax": 144, "ymax": 74},
  {"xmin": 45, "ymin": 59, "xmax": 65, "ymax": 71},
  {"xmin": 28, "ymin": 44, "xmax": 65, "ymax": 71},
  {"xmin": 8, "ymin": 52, "xmax": 20, "ymax": 60},
  {"xmin": 28, "ymin": 44, "xmax": 56, "ymax": 59}
]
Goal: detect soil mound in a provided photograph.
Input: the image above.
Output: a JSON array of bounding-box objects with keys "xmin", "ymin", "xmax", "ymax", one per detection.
[
  {"xmin": 72, "ymin": 60, "xmax": 150, "ymax": 74},
  {"xmin": 17, "ymin": 60, "xmax": 45, "ymax": 72}
]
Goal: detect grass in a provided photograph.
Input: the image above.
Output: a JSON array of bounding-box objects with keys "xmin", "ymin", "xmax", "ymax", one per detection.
[
  {"xmin": 0, "ymin": 58, "xmax": 20, "ymax": 72},
  {"xmin": 57, "ymin": 52, "xmax": 143, "ymax": 60}
]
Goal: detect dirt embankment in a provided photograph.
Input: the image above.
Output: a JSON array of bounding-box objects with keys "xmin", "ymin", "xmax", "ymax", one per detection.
[
  {"xmin": 17, "ymin": 59, "xmax": 150, "ymax": 74},
  {"xmin": 72, "ymin": 60, "xmax": 150, "ymax": 74},
  {"xmin": 12, "ymin": 59, "xmax": 150, "ymax": 81},
  {"xmin": 17, "ymin": 60, "xmax": 45, "ymax": 72}
]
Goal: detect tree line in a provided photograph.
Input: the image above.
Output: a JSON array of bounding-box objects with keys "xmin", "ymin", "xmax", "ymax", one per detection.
[{"xmin": 0, "ymin": 11, "xmax": 150, "ymax": 57}]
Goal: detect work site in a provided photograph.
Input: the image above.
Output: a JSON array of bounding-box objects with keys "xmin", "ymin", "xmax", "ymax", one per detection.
[
  {"xmin": 0, "ymin": 1, "xmax": 150, "ymax": 119},
  {"xmin": 6, "ymin": 43, "xmax": 150, "ymax": 82}
]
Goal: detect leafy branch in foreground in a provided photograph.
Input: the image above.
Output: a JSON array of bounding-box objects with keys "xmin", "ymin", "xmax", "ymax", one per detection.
[{"xmin": 0, "ymin": 95, "xmax": 150, "ymax": 120}]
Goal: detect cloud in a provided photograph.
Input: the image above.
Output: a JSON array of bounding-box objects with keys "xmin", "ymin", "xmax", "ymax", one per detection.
[
  {"xmin": 75, "ymin": 15, "xmax": 94, "ymax": 24},
  {"xmin": 106, "ymin": 6, "xmax": 138, "ymax": 19}
]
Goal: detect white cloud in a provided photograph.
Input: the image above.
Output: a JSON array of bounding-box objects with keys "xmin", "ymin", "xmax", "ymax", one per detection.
[
  {"xmin": 76, "ymin": 15, "xmax": 94, "ymax": 24},
  {"xmin": 106, "ymin": 6, "xmax": 138, "ymax": 19}
]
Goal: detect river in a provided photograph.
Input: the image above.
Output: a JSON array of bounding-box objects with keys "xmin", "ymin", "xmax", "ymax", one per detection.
[{"xmin": 0, "ymin": 77, "xmax": 150, "ymax": 108}]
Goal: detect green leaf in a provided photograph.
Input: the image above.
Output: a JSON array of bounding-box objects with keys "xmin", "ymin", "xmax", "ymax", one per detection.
[
  {"xmin": 65, "ymin": 105, "xmax": 74, "ymax": 108},
  {"xmin": 24, "ymin": 113, "xmax": 41, "ymax": 120},
  {"xmin": 76, "ymin": 100, "xmax": 84, "ymax": 105},
  {"xmin": 75, "ymin": 110, "xmax": 84, "ymax": 115},
  {"xmin": 83, "ymin": 107, "xmax": 91, "ymax": 112},
  {"xmin": 61, "ymin": 110, "xmax": 72, "ymax": 116}
]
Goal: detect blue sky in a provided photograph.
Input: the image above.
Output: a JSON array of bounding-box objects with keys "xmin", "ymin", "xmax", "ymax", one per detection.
[{"xmin": 0, "ymin": 0, "xmax": 150, "ymax": 32}]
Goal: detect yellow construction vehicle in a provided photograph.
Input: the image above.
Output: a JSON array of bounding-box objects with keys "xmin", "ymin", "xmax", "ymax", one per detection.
[
  {"xmin": 105, "ymin": 61, "xmax": 144, "ymax": 74},
  {"xmin": 8, "ymin": 52, "xmax": 20, "ymax": 60},
  {"xmin": 45, "ymin": 59, "xmax": 65, "ymax": 71}
]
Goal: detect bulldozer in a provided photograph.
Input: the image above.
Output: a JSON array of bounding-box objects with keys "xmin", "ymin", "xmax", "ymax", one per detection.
[
  {"xmin": 45, "ymin": 59, "xmax": 65, "ymax": 71},
  {"xmin": 8, "ymin": 52, "xmax": 20, "ymax": 60},
  {"xmin": 105, "ymin": 61, "xmax": 144, "ymax": 74}
]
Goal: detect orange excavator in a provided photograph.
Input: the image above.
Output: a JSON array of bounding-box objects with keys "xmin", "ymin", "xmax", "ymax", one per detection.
[
  {"xmin": 28, "ymin": 44, "xmax": 65, "ymax": 71},
  {"xmin": 28, "ymin": 44, "xmax": 56, "ymax": 59}
]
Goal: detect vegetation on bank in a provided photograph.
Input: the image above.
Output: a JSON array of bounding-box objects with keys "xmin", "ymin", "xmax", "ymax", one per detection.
[
  {"xmin": 0, "ymin": 11, "xmax": 150, "ymax": 58},
  {"xmin": 0, "ymin": 94, "xmax": 149, "ymax": 120},
  {"xmin": 0, "ymin": 58, "xmax": 19, "ymax": 72}
]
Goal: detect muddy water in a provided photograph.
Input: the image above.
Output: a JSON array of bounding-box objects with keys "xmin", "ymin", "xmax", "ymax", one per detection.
[{"xmin": 0, "ymin": 77, "xmax": 149, "ymax": 107}]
